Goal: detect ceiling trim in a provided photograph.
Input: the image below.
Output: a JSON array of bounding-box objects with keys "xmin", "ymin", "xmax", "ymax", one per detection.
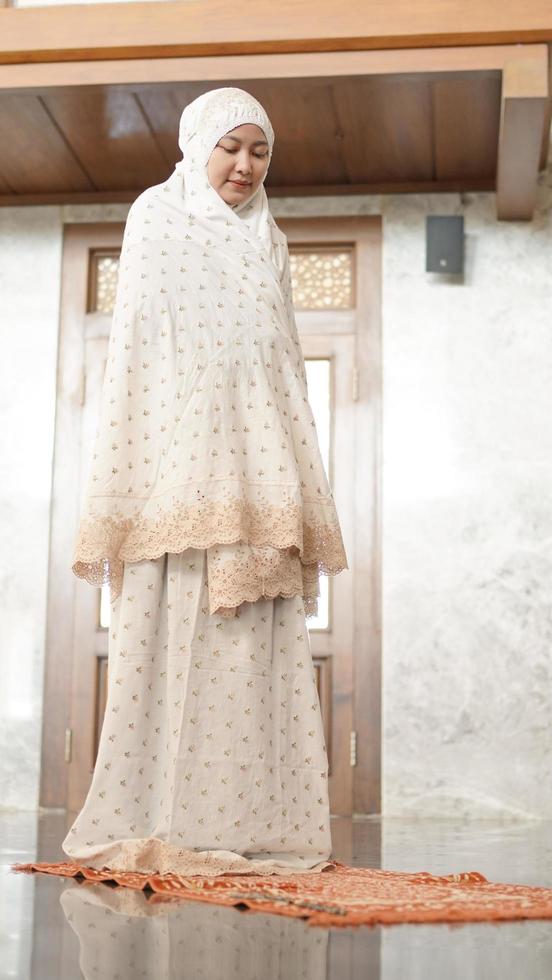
[
  {"xmin": 0, "ymin": 178, "xmax": 497, "ymax": 208},
  {"xmin": 1, "ymin": 0, "xmax": 552, "ymax": 66},
  {"xmin": 0, "ymin": 43, "xmax": 544, "ymax": 91}
]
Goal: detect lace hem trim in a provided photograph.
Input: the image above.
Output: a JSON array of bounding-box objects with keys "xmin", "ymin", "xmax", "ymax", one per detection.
[
  {"xmin": 72, "ymin": 499, "xmax": 347, "ymax": 611},
  {"xmin": 206, "ymin": 543, "xmax": 318, "ymax": 617},
  {"xmin": 74, "ymin": 551, "xmax": 322, "ymax": 618},
  {"xmin": 61, "ymin": 837, "xmax": 334, "ymax": 877}
]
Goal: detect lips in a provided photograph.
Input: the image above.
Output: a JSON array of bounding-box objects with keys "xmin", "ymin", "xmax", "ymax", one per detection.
[{"xmin": 229, "ymin": 180, "xmax": 251, "ymax": 187}]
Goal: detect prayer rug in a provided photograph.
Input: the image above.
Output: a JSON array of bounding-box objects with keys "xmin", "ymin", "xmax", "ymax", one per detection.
[{"xmin": 11, "ymin": 859, "xmax": 552, "ymax": 927}]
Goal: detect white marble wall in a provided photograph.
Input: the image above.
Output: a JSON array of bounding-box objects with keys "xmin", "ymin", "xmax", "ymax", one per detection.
[
  {"xmin": 0, "ymin": 207, "xmax": 62, "ymax": 810},
  {"xmin": 378, "ymin": 167, "xmax": 552, "ymax": 818},
  {"xmin": 276, "ymin": 151, "xmax": 552, "ymax": 816},
  {"xmin": 2, "ymin": 133, "xmax": 552, "ymax": 815}
]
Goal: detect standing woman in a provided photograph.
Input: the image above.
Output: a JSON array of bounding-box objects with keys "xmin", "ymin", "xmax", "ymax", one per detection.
[{"xmin": 64, "ymin": 87, "xmax": 348, "ymax": 878}]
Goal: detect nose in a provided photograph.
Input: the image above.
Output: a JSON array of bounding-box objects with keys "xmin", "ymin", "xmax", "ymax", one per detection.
[{"xmin": 235, "ymin": 151, "xmax": 253, "ymax": 176}]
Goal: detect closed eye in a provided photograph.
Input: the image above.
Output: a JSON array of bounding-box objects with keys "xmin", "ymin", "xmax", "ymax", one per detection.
[{"xmin": 221, "ymin": 146, "xmax": 268, "ymax": 159}]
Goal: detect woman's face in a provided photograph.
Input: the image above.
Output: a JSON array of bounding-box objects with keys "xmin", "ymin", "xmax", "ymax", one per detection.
[{"xmin": 206, "ymin": 123, "xmax": 270, "ymax": 205}]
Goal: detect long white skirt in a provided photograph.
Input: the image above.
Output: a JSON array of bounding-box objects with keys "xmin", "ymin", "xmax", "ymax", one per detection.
[{"xmin": 62, "ymin": 549, "xmax": 333, "ymax": 876}]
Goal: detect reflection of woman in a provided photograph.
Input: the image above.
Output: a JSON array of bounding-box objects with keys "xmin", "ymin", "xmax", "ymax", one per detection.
[
  {"xmin": 60, "ymin": 881, "xmax": 329, "ymax": 978},
  {"xmin": 63, "ymin": 87, "xmax": 348, "ymax": 878}
]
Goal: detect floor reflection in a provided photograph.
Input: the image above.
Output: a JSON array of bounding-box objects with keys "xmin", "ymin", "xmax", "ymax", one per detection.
[
  {"xmin": 3, "ymin": 811, "xmax": 552, "ymax": 979},
  {"xmin": 61, "ymin": 880, "xmax": 331, "ymax": 979}
]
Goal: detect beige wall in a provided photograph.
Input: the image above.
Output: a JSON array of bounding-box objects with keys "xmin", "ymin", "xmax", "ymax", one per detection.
[{"xmin": 1, "ymin": 130, "xmax": 551, "ymax": 815}]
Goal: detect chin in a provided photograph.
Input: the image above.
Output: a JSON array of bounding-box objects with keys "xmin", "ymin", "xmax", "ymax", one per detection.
[{"xmin": 224, "ymin": 188, "xmax": 256, "ymax": 207}]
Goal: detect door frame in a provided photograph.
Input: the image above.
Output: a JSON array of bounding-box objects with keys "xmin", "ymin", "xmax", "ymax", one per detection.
[
  {"xmin": 279, "ymin": 216, "xmax": 382, "ymax": 815},
  {"xmin": 39, "ymin": 222, "xmax": 124, "ymax": 808}
]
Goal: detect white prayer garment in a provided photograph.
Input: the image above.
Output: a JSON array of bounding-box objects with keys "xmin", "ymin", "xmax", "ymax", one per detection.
[
  {"xmin": 64, "ymin": 87, "xmax": 348, "ymax": 875},
  {"xmin": 72, "ymin": 86, "xmax": 348, "ymax": 618}
]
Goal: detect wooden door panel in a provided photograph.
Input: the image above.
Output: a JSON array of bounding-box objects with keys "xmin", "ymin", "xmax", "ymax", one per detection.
[
  {"xmin": 39, "ymin": 223, "xmax": 124, "ymax": 812},
  {"xmin": 281, "ymin": 216, "xmax": 382, "ymax": 816}
]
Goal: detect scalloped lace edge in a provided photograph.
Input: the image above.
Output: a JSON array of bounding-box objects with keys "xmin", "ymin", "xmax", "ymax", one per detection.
[{"xmin": 72, "ymin": 508, "xmax": 347, "ymax": 615}]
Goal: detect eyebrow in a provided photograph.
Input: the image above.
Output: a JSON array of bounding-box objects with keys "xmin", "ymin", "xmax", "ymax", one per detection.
[{"xmin": 220, "ymin": 134, "xmax": 269, "ymax": 147}]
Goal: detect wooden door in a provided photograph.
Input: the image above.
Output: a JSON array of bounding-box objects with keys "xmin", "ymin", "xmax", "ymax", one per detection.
[
  {"xmin": 40, "ymin": 224, "xmax": 124, "ymax": 814},
  {"xmin": 41, "ymin": 216, "xmax": 382, "ymax": 820},
  {"xmin": 280, "ymin": 218, "xmax": 382, "ymax": 817},
  {"xmin": 68, "ymin": 263, "xmax": 116, "ymax": 811}
]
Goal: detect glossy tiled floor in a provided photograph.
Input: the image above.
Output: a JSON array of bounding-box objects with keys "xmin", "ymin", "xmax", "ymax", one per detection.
[{"xmin": 3, "ymin": 811, "xmax": 552, "ymax": 979}]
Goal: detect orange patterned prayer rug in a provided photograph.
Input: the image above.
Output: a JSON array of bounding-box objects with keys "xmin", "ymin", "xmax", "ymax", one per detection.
[{"xmin": 11, "ymin": 859, "xmax": 552, "ymax": 927}]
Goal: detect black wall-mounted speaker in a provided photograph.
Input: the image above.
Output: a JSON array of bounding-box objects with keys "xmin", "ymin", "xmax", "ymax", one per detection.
[{"xmin": 426, "ymin": 215, "xmax": 464, "ymax": 274}]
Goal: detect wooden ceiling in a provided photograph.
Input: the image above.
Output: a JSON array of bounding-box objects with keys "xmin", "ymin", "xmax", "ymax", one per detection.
[
  {"xmin": 0, "ymin": 1, "xmax": 550, "ymax": 218},
  {"xmin": 0, "ymin": 72, "xmax": 504, "ymax": 198}
]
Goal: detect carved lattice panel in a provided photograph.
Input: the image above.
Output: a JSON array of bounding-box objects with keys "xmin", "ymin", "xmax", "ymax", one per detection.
[
  {"xmin": 90, "ymin": 252, "xmax": 121, "ymax": 314},
  {"xmin": 289, "ymin": 248, "xmax": 354, "ymax": 310}
]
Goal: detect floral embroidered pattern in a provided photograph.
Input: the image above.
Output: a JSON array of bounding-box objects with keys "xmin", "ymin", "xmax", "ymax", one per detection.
[
  {"xmin": 207, "ymin": 542, "xmax": 318, "ymax": 618},
  {"xmin": 178, "ymin": 86, "xmax": 275, "ymax": 169}
]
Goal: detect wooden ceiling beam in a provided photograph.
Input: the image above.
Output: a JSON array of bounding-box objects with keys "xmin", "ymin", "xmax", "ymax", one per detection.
[
  {"xmin": 496, "ymin": 47, "xmax": 550, "ymax": 219},
  {"xmin": 0, "ymin": 177, "xmax": 496, "ymax": 207},
  {"xmin": 0, "ymin": 44, "xmax": 544, "ymax": 92},
  {"xmin": 1, "ymin": 0, "xmax": 552, "ymax": 66}
]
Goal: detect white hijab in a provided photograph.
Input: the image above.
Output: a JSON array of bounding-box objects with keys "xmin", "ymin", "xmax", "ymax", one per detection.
[
  {"xmin": 177, "ymin": 86, "xmax": 277, "ymax": 253},
  {"xmin": 72, "ymin": 87, "xmax": 347, "ymax": 617}
]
